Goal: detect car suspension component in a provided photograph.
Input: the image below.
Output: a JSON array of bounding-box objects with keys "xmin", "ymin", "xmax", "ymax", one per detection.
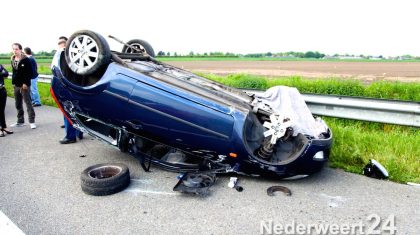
[{"xmin": 256, "ymin": 114, "xmax": 293, "ymax": 160}]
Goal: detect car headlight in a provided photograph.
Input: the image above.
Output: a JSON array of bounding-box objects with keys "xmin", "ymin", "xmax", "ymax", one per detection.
[{"xmin": 313, "ymin": 151, "xmax": 324, "ymax": 161}]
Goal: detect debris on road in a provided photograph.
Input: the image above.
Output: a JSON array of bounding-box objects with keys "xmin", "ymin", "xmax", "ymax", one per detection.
[
  {"xmin": 363, "ymin": 159, "xmax": 389, "ymax": 179},
  {"xmin": 267, "ymin": 186, "xmax": 292, "ymax": 196},
  {"xmin": 228, "ymin": 177, "xmax": 238, "ymax": 188},
  {"xmin": 80, "ymin": 163, "xmax": 130, "ymax": 196},
  {"xmin": 235, "ymin": 185, "xmax": 244, "ymax": 192}
]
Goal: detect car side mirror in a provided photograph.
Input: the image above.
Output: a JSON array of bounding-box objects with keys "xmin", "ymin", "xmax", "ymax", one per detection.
[{"xmin": 363, "ymin": 159, "xmax": 389, "ymax": 179}]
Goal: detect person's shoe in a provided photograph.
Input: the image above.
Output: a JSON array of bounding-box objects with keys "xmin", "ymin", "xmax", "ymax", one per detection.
[
  {"xmin": 59, "ymin": 137, "xmax": 76, "ymax": 144},
  {"xmin": 33, "ymin": 103, "xmax": 42, "ymax": 107},
  {"xmin": 10, "ymin": 122, "xmax": 25, "ymax": 127},
  {"xmin": 30, "ymin": 123, "xmax": 37, "ymax": 129},
  {"xmin": 78, "ymin": 133, "xmax": 84, "ymax": 140},
  {"xmin": 1, "ymin": 128, "xmax": 13, "ymax": 134}
]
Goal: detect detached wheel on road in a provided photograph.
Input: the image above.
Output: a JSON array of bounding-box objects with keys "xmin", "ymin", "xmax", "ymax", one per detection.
[
  {"xmin": 122, "ymin": 39, "xmax": 155, "ymax": 57},
  {"xmin": 66, "ymin": 30, "xmax": 111, "ymax": 76},
  {"xmin": 81, "ymin": 163, "xmax": 130, "ymax": 196}
]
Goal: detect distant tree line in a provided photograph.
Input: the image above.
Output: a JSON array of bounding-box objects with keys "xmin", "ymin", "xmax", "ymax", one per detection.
[
  {"xmin": 156, "ymin": 51, "xmax": 326, "ymax": 58},
  {"xmin": 154, "ymin": 51, "xmax": 420, "ymax": 60},
  {"xmin": 1, "ymin": 50, "xmax": 419, "ymax": 60}
]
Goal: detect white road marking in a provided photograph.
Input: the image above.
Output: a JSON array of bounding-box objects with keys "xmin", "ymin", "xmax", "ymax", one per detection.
[
  {"xmin": 0, "ymin": 211, "xmax": 25, "ymax": 235},
  {"xmin": 130, "ymin": 179, "xmax": 153, "ymax": 184},
  {"xmin": 125, "ymin": 189, "xmax": 177, "ymax": 196},
  {"xmin": 407, "ymin": 182, "xmax": 420, "ymax": 187}
]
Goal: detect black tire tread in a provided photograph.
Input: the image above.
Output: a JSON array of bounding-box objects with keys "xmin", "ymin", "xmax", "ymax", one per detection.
[
  {"xmin": 80, "ymin": 163, "xmax": 130, "ymax": 196},
  {"xmin": 122, "ymin": 39, "xmax": 155, "ymax": 57},
  {"xmin": 81, "ymin": 180, "xmax": 130, "ymax": 196}
]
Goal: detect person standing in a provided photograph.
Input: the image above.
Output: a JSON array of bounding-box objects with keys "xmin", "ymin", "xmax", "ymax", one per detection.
[
  {"xmin": 53, "ymin": 36, "xmax": 67, "ymax": 129},
  {"xmin": 51, "ymin": 36, "xmax": 67, "ymax": 70},
  {"xmin": 0, "ymin": 64, "xmax": 13, "ymax": 137},
  {"xmin": 10, "ymin": 43, "xmax": 36, "ymax": 129},
  {"xmin": 52, "ymin": 36, "xmax": 83, "ymax": 144},
  {"xmin": 24, "ymin": 47, "xmax": 42, "ymax": 107}
]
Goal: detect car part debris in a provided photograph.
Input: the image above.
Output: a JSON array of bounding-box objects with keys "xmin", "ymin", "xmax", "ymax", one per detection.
[
  {"xmin": 228, "ymin": 177, "xmax": 238, "ymax": 188},
  {"xmin": 173, "ymin": 172, "xmax": 216, "ymax": 195},
  {"xmin": 235, "ymin": 185, "xmax": 244, "ymax": 192},
  {"xmin": 81, "ymin": 163, "xmax": 130, "ymax": 196},
  {"xmin": 227, "ymin": 177, "xmax": 243, "ymax": 192},
  {"xmin": 363, "ymin": 159, "xmax": 389, "ymax": 179},
  {"xmin": 267, "ymin": 186, "xmax": 292, "ymax": 196}
]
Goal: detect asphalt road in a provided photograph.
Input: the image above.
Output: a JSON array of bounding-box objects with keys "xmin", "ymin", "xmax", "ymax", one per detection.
[{"xmin": 0, "ymin": 98, "xmax": 419, "ymax": 235}]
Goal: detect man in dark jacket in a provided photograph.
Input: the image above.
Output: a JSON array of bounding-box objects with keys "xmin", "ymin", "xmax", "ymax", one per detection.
[
  {"xmin": 24, "ymin": 47, "xmax": 42, "ymax": 107},
  {"xmin": 10, "ymin": 43, "xmax": 36, "ymax": 129}
]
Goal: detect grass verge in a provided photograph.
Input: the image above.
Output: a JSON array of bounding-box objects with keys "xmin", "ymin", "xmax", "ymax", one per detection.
[
  {"xmin": 4, "ymin": 75, "xmax": 419, "ymax": 183},
  {"xmin": 197, "ymin": 72, "xmax": 420, "ymax": 101},
  {"xmin": 326, "ymin": 118, "xmax": 419, "ymax": 183},
  {"xmin": 4, "ymin": 79, "xmax": 56, "ymax": 107}
]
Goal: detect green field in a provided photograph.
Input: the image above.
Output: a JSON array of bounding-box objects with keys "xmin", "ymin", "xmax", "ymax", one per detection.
[
  {"xmin": 1, "ymin": 58, "xmax": 52, "ymax": 75},
  {"xmin": 3, "ymin": 73, "xmax": 419, "ymax": 183}
]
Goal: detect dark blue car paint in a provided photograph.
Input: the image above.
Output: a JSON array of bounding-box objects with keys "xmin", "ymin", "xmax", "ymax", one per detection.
[{"xmin": 52, "ymin": 61, "xmax": 332, "ymax": 178}]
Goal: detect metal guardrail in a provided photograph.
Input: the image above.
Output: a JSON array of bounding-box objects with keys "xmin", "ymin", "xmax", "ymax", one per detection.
[
  {"xmin": 38, "ymin": 74, "xmax": 53, "ymax": 83},
  {"xmin": 243, "ymin": 90, "xmax": 419, "ymax": 128},
  {"xmin": 302, "ymin": 94, "xmax": 419, "ymax": 127},
  {"xmin": 37, "ymin": 75, "xmax": 420, "ymax": 127}
]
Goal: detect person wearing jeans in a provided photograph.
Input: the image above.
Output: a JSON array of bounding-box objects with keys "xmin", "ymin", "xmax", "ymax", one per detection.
[
  {"xmin": 24, "ymin": 47, "xmax": 41, "ymax": 106},
  {"xmin": 52, "ymin": 36, "xmax": 83, "ymax": 144},
  {"xmin": 61, "ymin": 116, "xmax": 83, "ymax": 144},
  {"xmin": 10, "ymin": 43, "xmax": 36, "ymax": 129}
]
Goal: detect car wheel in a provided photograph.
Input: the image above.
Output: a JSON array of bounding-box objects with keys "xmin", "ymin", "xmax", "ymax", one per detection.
[
  {"xmin": 80, "ymin": 163, "xmax": 130, "ymax": 196},
  {"xmin": 66, "ymin": 30, "xmax": 111, "ymax": 76},
  {"xmin": 122, "ymin": 39, "xmax": 155, "ymax": 57}
]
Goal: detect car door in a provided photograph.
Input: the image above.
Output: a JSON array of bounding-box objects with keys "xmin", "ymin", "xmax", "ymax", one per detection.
[{"xmin": 126, "ymin": 79, "xmax": 234, "ymax": 153}]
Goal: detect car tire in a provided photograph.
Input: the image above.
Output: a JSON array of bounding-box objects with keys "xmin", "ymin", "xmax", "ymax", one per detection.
[
  {"xmin": 66, "ymin": 30, "xmax": 111, "ymax": 76},
  {"xmin": 81, "ymin": 163, "xmax": 130, "ymax": 196},
  {"xmin": 122, "ymin": 39, "xmax": 155, "ymax": 57}
]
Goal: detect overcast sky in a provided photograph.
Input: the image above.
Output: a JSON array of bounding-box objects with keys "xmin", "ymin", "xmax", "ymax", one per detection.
[{"xmin": 1, "ymin": 0, "xmax": 419, "ymax": 56}]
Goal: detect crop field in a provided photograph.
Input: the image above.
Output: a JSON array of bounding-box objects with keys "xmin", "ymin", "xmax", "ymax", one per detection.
[
  {"xmin": 2, "ymin": 57, "xmax": 420, "ymax": 83},
  {"xmin": 165, "ymin": 60, "xmax": 420, "ymax": 83},
  {"xmin": 0, "ymin": 58, "xmax": 51, "ymax": 75}
]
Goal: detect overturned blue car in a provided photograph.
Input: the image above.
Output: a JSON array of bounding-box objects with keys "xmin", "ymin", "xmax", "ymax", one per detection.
[{"xmin": 51, "ymin": 30, "xmax": 332, "ymax": 181}]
